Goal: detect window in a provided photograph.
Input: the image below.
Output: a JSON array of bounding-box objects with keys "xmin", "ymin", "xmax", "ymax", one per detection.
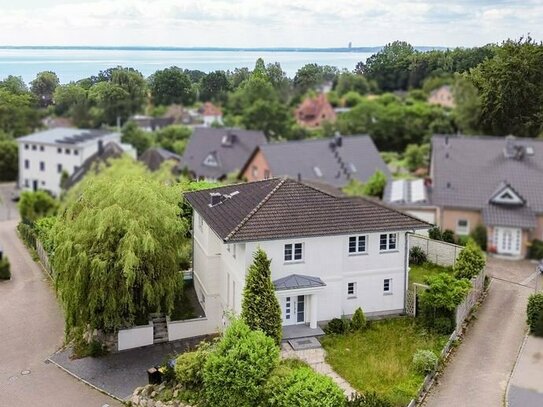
[
  {"xmin": 24, "ymin": 144, "xmax": 29, "ymax": 150},
  {"xmin": 74, "ymin": 149, "xmax": 79, "ymax": 155},
  {"xmin": 264, "ymin": 169, "xmax": 271, "ymax": 179},
  {"xmin": 197, "ymin": 213, "xmax": 204, "ymax": 230},
  {"xmin": 65, "ymin": 148, "xmax": 71, "ymax": 155},
  {"xmin": 24, "ymin": 179, "xmax": 29, "ymax": 187},
  {"xmin": 39, "ymin": 161, "xmax": 45, "ymax": 171},
  {"xmin": 456, "ymin": 219, "xmax": 469, "ymax": 235},
  {"xmin": 39, "ymin": 145, "xmax": 44, "ymax": 152},
  {"xmin": 383, "ymin": 278, "xmax": 392, "ymax": 294},
  {"xmin": 347, "ymin": 282, "xmax": 357, "ymax": 298},
  {"xmin": 31, "ymin": 144, "xmax": 37, "ymax": 151},
  {"xmin": 57, "ymin": 164, "xmax": 62, "ymax": 173},
  {"xmin": 203, "ymin": 153, "xmax": 218, "ymax": 167},
  {"xmin": 24, "ymin": 159, "xmax": 29, "ymax": 169},
  {"xmin": 348, "ymin": 235, "xmax": 367, "ymax": 254},
  {"xmin": 284, "ymin": 243, "xmax": 303, "ymax": 262},
  {"xmin": 380, "ymin": 233, "xmax": 397, "ymax": 251},
  {"xmin": 57, "ymin": 147, "xmax": 62, "ymax": 153},
  {"xmin": 251, "ymin": 165, "xmax": 258, "ymax": 178},
  {"xmin": 41, "ymin": 181, "xmax": 45, "ymax": 186},
  {"xmin": 227, "ymin": 244, "xmax": 236, "ymax": 258}
]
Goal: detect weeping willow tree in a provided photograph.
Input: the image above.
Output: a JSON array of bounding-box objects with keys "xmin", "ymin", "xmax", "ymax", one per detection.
[{"xmin": 52, "ymin": 157, "xmax": 188, "ymax": 333}]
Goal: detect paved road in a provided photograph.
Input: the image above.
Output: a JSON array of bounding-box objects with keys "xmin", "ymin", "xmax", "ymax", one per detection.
[
  {"xmin": 0, "ymin": 182, "xmax": 19, "ymax": 222},
  {"xmin": 508, "ymin": 335, "xmax": 543, "ymax": 406},
  {"xmin": 0, "ymin": 219, "xmax": 120, "ymax": 407},
  {"xmin": 424, "ymin": 258, "xmax": 540, "ymax": 407}
]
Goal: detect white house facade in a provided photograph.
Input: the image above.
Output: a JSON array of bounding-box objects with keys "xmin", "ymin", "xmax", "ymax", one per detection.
[
  {"xmin": 17, "ymin": 128, "xmax": 129, "ymax": 196},
  {"xmin": 185, "ymin": 178, "xmax": 429, "ymax": 335}
]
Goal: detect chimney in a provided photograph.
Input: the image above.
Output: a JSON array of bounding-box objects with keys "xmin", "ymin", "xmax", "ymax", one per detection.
[
  {"xmin": 209, "ymin": 192, "xmax": 222, "ymax": 207},
  {"xmin": 98, "ymin": 139, "xmax": 104, "ymax": 155},
  {"xmin": 445, "ymin": 135, "xmax": 449, "ymax": 146},
  {"xmin": 334, "ymin": 132, "xmax": 343, "ymax": 148},
  {"xmin": 297, "ymin": 173, "xmax": 302, "ymax": 182}
]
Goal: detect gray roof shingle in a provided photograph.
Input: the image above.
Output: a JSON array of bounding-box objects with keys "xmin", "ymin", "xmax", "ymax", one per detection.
[
  {"xmin": 482, "ymin": 205, "xmax": 537, "ymax": 228},
  {"xmin": 185, "ymin": 178, "xmax": 430, "ymax": 243},
  {"xmin": 273, "ymin": 274, "xmax": 326, "ymax": 291},
  {"xmin": 181, "ymin": 128, "xmax": 267, "ymax": 179}
]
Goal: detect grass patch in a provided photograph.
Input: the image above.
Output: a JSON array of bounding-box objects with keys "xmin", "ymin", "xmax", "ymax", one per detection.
[
  {"xmin": 321, "ymin": 317, "xmax": 447, "ymax": 406},
  {"xmin": 409, "ymin": 262, "xmax": 453, "ymax": 287}
]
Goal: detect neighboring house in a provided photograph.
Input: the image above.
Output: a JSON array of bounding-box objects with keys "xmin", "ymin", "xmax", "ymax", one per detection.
[
  {"xmin": 42, "ymin": 116, "xmax": 74, "ymax": 129},
  {"xmin": 240, "ymin": 134, "xmax": 390, "ymax": 188},
  {"xmin": 129, "ymin": 115, "xmax": 174, "ymax": 131},
  {"xmin": 185, "ymin": 178, "xmax": 429, "ymax": 334},
  {"xmin": 181, "ymin": 128, "xmax": 267, "ymax": 181},
  {"xmin": 164, "ymin": 104, "xmax": 197, "ymax": 125},
  {"xmin": 139, "ymin": 147, "xmax": 182, "ymax": 172},
  {"xmin": 383, "ymin": 178, "xmax": 437, "ymax": 225},
  {"xmin": 428, "ymin": 85, "xmax": 455, "ymax": 108},
  {"xmin": 64, "ymin": 141, "xmax": 136, "ymax": 189},
  {"xmin": 198, "ymin": 102, "xmax": 223, "ymax": 127},
  {"xmin": 295, "ymin": 93, "xmax": 336, "ymax": 128},
  {"xmin": 17, "ymin": 128, "xmax": 124, "ymax": 196}
]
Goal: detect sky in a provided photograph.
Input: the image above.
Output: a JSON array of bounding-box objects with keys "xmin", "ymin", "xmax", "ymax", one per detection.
[{"xmin": 0, "ymin": 0, "xmax": 542, "ymax": 48}]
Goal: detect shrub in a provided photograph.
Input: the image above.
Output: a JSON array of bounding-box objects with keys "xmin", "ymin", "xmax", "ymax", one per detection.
[
  {"xmin": 470, "ymin": 224, "xmax": 487, "ymax": 251},
  {"xmin": 263, "ymin": 364, "xmax": 345, "ymax": 407},
  {"xmin": 325, "ymin": 318, "xmax": 351, "ymax": 335},
  {"xmin": 351, "ymin": 308, "xmax": 367, "ymax": 332},
  {"xmin": 175, "ymin": 342, "xmax": 212, "ymax": 389},
  {"xmin": 442, "ymin": 229, "xmax": 455, "ymax": 243},
  {"xmin": 409, "ymin": 246, "xmax": 427, "ymax": 265},
  {"xmin": 432, "ymin": 316, "xmax": 455, "ymax": 335},
  {"xmin": 454, "ymin": 238, "xmax": 486, "ymax": 280},
  {"xmin": 527, "ymin": 293, "xmax": 543, "ymax": 336},
  {"xmin": 428, "ymin": 226, "xmax": 442, "ymax": 241},
  {"xmin": 17, "ymin": 221, "xmax": 36, "ymax": 249},
  {"xmin": 18, "ymin": 190, "xmax": 59, "ymax": 222},
  {"xmin": 0, "ymin": 257, "xmax": 11, "ymax": 280},
  {"xmin": 203, "ymin": 319, "xmax": 279, "ymax": 407},
  {"xmin": 528, "ymin": 239, "xmax": 543, "ymax": 260},
  {"xmin": 346, "ymin": 392, "xmax": 393, "ymax": 407},
  {"xmin": 412, "ymin": 349, "xmax": 438, "ymax": 375}
]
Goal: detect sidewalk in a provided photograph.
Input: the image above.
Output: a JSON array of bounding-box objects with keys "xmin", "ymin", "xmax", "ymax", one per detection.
[{"xmin": 508, "ymin": 335, "xmax": 543, "ymax": 407}]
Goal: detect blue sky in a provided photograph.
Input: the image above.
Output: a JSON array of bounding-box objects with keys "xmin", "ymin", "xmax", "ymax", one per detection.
[{"xmin": 0, "ymin": 0, "xmax": 541, "ymax": 47}]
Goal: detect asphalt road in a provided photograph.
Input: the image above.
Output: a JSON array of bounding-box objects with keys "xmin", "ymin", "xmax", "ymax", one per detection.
[
  {"xmin": 424, "ymin": 258, "xmax": 540, "ymax": 407},
  {"xmin": 0, "ymin": 218, "xmax": 120, "ymax": 407}
]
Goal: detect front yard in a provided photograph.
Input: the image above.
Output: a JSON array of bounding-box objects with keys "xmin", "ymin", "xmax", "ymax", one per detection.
[{"xmin": 321, "ymin": 317, "xmax": 448, "ymax": 406}]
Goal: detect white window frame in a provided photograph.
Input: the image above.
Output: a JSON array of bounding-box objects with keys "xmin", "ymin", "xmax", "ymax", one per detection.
[
  {"xmin": 383, "ymin": 278, "xmax": 393, "ymax": 295},
  {"xmin": 379, "ymin": 233, "xmax": 398, "ymax": 252},
  {"xmin": 197, "ymin": 212, "xmax": 203, "ymax": 231},
  {"xmin": 251, "ymin": 165, "xmax": 258, "ymax": 178},
  {"xmin": 456, "ymin": 219, "xmax": 469, "ymax": 235},
  {"xmin": 348, "ymin": 235, "xmax": 368, "ymax": 255},
  {"xmin": 347, "ymin": 282, "xmax": 357, "ymax": 298},
  {"xmin": 284, "ymin": 242, "xmax": 303, "ymax": 263}
]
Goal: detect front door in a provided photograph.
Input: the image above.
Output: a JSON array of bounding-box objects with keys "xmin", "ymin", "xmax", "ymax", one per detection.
[
  {"xmin": 495, "ymin": 227, "xmax": 522, "ymax": 256},
  {"xmin": 282, "ymin": 295, "xmax": 306, "ymax": 326}
]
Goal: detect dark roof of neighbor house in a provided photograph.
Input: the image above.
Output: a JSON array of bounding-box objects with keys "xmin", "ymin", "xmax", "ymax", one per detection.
[
  {"xmin": 130, "ymin": 116, "xmax": 174, "ymax": 131},
  {"xmin": 185, "ymin": 177, "xmax": 429, "ymax": 243},
  {"xmin": 139, "ymin": 147, "xmax": 182, "ymax": 172},
  {"xmin": 241, "ymin": 135, "xmax": 390, "ymax": 188},
  {"xmin": 274, "ymin": 274, "xmax": 326, "ymax": 291},
  {"xmin": 65, "ymin": 141, "xmax": 125, "ymax": 189},
  {"xmin": 181, "ymin": 128, "xmax": 267, "ymax": 180},
  {"xmin": 482, "ymin": 205, "xmax": 537, "ymax": 229},
  {"xmin": 431, "ymin": 135, "xmax": 543, "ymax": 227},
  {"xmin": 17, "ymin": 128, "xmax": 115, "ymax": 146}
]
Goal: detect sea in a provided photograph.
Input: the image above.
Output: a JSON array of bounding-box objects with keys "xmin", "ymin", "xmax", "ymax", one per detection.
[{"xmin": 0, "ymin": 47, "xmax": 375, "ymax": 84}]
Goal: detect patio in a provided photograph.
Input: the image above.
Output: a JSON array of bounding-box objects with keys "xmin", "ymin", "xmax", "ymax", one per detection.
[{"xmin": 282, "ymin": 323, "xmax": 324, "ymax": 340}]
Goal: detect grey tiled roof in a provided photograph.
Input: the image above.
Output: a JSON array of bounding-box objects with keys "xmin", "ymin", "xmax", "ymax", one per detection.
[
  {"xmin": 482, "ymin": 205, "xmax": 537, "ymax": 228},
  {"xmin": 17, "ymin": 128, "xmax": 116, "ymax": 146},
  {"xmin": 185, "ymin": 178, "xmax": 430, "ymax": 243},
  {"xmin": 181, "ymin": 128, "xmax": 267, "ymax": 179},
  {"xmin": 249, "ymin": 135, "xmax": 389, "ymax": 188},
  {"xmin": 431, "ymin": 135, "xmax": 543, "ymax": 219},
  {"xmin": 274, "ymin": 274, "xmax": 326, "ymax": 291},
  {"xmin": 139, "ymin": 148, "xmax": 182, "ymax": 172}
]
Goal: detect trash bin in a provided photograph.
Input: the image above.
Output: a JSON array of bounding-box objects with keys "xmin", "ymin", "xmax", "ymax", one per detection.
[{"xmin": 147, "ymin": 367, "xmax": 162, "ymax": 384}]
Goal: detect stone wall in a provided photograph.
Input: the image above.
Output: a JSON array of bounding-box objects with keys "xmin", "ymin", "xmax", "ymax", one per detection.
[{"xmin": 409, "ymin": 234, "xmax": 463, "ymax": 267}]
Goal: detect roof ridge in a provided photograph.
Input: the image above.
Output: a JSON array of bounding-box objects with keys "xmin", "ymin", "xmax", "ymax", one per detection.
[
  {"xmin": 225, "ymin": 177, "xmax": 288, "ymax": 241},
  {"xmin": 262, "ymin": 134, "xmax": 370, "ymax": 148}
]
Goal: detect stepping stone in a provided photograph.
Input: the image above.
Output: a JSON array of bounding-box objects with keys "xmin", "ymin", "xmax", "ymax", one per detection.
[{"xmin": 288, "ymin": 337, "xmax": 322, "ymax": 351}]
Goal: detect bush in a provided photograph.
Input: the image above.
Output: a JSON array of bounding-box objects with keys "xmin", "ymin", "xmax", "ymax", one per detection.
[
  {"xmin": 432, "ymin": 316, "xmax": 455, "ymax": 335},
  {"xmin": 351, "ymin": 308, "xmax": 367, "ymax": 332},
  {"xmin": 325, "ymin": 318, "xmax": 351, "ymax": 335},
  {"xmin": 409, "ymin": 246, "xmax": 427, "ymax": 265},
  {"xmin": 412, "ymin": 350, "xmax": 438, "ymax": 375},
  {"xmin": 346, "ymin": 392, "xmax": 393, "ymax": 407},
  {"xmin": 528, "ymin": 239, "xmax": 543, "ymax": 260},
  {"xmin": 428, "ymin": 226, "xmax": 442, "ymax": 241},
  {"xmin": 0, "ymin": 257, "xmax": 11, "ymax": 280},
  {"xmin": 18, "ymin": 190, "xmax": 59, "ymax": 222},
  {"xmin": 454, "ymin": 238, "xmax": 486, "ymax": 280},
  {"xmin": 263, "ymin": 364, "xmax": 345, "ymax": 407},
  {"xmin": 203, "ymin": 319, "xmax": 279, "ymax": 407},
  {"xmin": 175, "ymin": 342, "xmax": 212, "ymax": 389},
  {"xmin": 17, "ymin": 221, "xmax": 36, "ymax": 249},
  {"xmin": 442, "ymin": 229, "xmax": 455, "ymax": 243},
  {"xmin": 527, "ymin": 293, "xmax": 543, "ymax": 336},
  {"xmin": 470, "ymin": 224, "xmax": 487, "ymax": 251}
]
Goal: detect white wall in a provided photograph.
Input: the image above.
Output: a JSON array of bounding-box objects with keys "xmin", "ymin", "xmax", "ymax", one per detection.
[{"xmin": 117, "ymin": 323, "xmax": 154, "ymax": 351}]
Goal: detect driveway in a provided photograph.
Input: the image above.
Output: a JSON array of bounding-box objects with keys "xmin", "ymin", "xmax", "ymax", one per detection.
[
  {"xmin": 424, "ymin": 257, "xmax": 541, "ymax": 407},
  {"xmin": 0, "ymin": 219, "xmax": 120, "ymax": 407}
]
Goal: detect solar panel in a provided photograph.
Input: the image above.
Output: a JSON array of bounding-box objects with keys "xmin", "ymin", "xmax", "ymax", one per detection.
[
  {"xmin": 410, "ymin": 179, "xmax": 426, "ymax": 202},
  {"xmin": 313, "ymin": 166, "xmax": 323, "ymax": 177},
  {"xmin": 390, "ymin": 180, "xmax": 405, "ymax": 202}
]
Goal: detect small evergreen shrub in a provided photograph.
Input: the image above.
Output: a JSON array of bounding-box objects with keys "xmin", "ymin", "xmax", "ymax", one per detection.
[
  {"xmin": 432, "ymin": 316, "xmax": 455, "ymax": 335},
  {"xmin": 346, "ymin": 392, "xmax": 393, "ymax": 407},
  {"xmin": 175, "ymin": 342, "xmax": 212, "ymax": 389},
  {"xmin": 470, "ymin": 224, "xmax": 488, "ymax": 251},
  {"xmin": 324, "ymin": 318, "xmax": 351, "ymax": 335},
  {"xmin": 350, "ymin": 308, "xmax": 367, "ymax": 332},
  {"xmin": 409, "ymin": 246, "xmax": 427, "ymax": 265},
  {"xmin": 0, "ymin": 257, "xmax": 11, "ymax": 280},
  {"xmin": 442, "ymin": 229, "xmax": 455, "ymax": 244},
  {"xmin": 428, "ymin": 226, "xmax": 442, "ymax": 241},
  {"xmin": 528, "ymin": 239, "xmax": 543, "ymax": 260},
  {"xmin": 454, "ymin": 238, "xmax": 486, "ymax": 279},
  {"xmin": 527, "ymin": 293, "xmax": 543, "ymax": 336},
  {"xmin": 412, "ymin": 349, "xmax": 438, "ymax": 375}
]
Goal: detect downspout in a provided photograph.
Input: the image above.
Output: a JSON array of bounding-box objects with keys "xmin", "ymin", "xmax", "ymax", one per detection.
[{"xmin": 403, "ymin": 231, "xmax": 414, "ymax": 314}]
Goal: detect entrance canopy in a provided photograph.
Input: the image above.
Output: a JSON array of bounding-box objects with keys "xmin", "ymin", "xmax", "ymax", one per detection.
[{"xmin": 273, "ymin": 274, "xmax": 326, "ymax": 291}]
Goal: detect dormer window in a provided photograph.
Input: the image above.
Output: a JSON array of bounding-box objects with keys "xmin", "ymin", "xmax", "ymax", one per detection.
[
  {"xmin": 203, "ymin": 152, "xmax": 219, "ymax": 167},
  {"xmin": 490, "ymin": 184, "xmax": 524, "ymax": 206}
]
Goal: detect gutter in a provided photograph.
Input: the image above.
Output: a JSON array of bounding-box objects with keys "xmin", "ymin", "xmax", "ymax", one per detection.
[{"xmin": 403, "ymin": 231, "xmax": 414, "ymax": 313}]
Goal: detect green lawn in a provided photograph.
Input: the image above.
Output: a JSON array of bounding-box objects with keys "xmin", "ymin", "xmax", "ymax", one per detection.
[
  {"xmin": 409, "ymin": 262, "xmax": 453, "ymax": 287},
  {"xmin": 321, "ymin": 317, "xmax": 448, "ymax": 406}
]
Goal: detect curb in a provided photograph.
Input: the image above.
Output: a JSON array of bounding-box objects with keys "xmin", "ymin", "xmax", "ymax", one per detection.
[{"xmin": 504, "ymin": 332, "xmax": 529, "ymax": 407}]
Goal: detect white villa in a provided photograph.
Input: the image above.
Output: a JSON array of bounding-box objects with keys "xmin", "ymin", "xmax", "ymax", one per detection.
[
  {"xmin": 185, "ymin": 178, "xmax": 429, "ymax": 336},
  {"xmin": 17, "ymin": 128, "xmax": 134, "ymax": 197}
]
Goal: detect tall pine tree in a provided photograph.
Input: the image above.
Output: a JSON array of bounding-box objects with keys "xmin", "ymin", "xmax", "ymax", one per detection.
[{"xmin": 241, "ymin": 248, "xmax": 282, "ymax": 345}]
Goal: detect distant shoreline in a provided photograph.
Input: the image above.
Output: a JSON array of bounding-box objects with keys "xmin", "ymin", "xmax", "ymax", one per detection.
[{"xmin": 0, "ymin": 45, "xmax": 446, "ymax": 53}]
